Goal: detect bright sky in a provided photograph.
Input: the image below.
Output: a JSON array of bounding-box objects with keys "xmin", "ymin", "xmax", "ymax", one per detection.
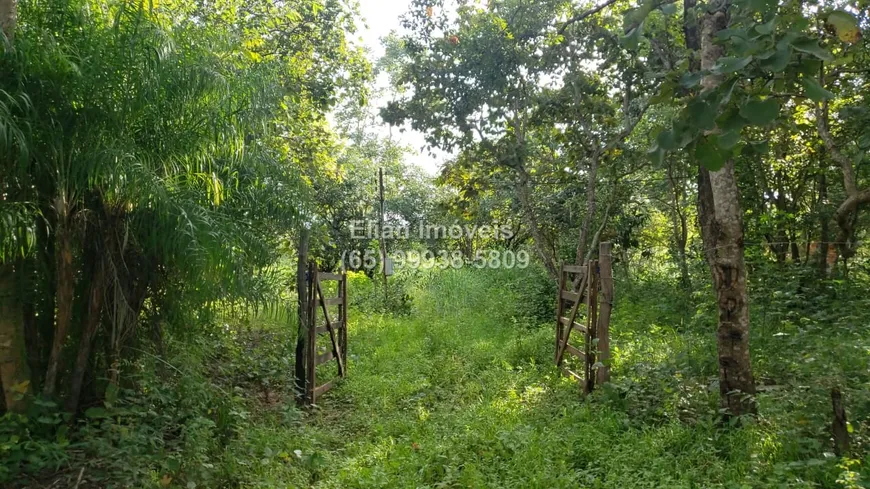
[{"xmin": 354, "ymin": 0, "xmax": 450, "ymax": 176}]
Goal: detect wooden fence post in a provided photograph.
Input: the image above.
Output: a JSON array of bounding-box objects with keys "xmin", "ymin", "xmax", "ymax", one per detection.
[
  {"xmin": 584, "ymin": 260, "xmax": 598, "ymax": 394},
  {"xmin": 307, "ymin": 262, "xmax": 318, "ymax": 404},
  {"xmin": 597, "ymin": 242, "xmax": 613, "ymax": 385},
  {"xmin": 294, "ymin": 228, "xmax": 309, "ymax": 405},
  {"xmin": 832, "ymin": 387, "xmax": 850, "ymax": 456},
  {"xmin": 555, "ymin": 264, "xmax": 566, "ymax": 364},
  {"xmin": 340, "ymin": 272, "xmax": 348, "ymax": 369}
]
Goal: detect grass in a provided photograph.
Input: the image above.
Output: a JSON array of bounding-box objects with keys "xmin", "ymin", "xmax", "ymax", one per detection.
[
  {"xmin": 6, "ymin": 265, "xmax": 869, "ymax": 488},
  {"xmin": 228, "ymin": 266, "xmax": 868, "ymax": 488}
]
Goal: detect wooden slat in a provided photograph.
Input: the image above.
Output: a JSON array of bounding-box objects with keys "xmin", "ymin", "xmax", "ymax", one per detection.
[
  {"xmin": 315, "ymin": 320, "xmax": 344, "ymax": 335},
  {"xmin": 562, "ymin": 265, "xmax": 587, "ymax": 274},
  {"xmin": 315, "ymin": 278, "xmax": 346, "ymax": 376},
  {"xmin": 316, "ymin": 350, "xmax": 334, "ymax": 365},
  {"xmin": 323, "ymin": 297, "xmax": 343, "ymax": 306},
  {"xmin": 559, "ymin": 317, "xmax": 587, "ymax": 333},
  {"xmin": 561, "ymin": 290, "xmax": 581, "ymax": 302},
  {"xmin": 318, "ymin": 272, "xmax": 343, "ymax": 281},
  {"xmin": 564, "ymin": 343, "xmax": 585, "ymax": 359},
  {"xmin": 555, "ymin": 269, "xmax": 590, "ymax": 365},
  {"xmin": 560, "ymin": 366, "xmax": 583, "ymax": 382},
  {"xmin": 313, "ymin": 378, "xmax": 336, "ymax": 398}
]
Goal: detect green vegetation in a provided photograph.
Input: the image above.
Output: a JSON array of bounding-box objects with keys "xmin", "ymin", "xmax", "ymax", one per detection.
[
  {"xmin": 5, "ymin": 265, "xmax": 870, "ymax": 487},
  {"xmin": 1, "ymin": 0, "xmax": 869, "ymax": 486}
]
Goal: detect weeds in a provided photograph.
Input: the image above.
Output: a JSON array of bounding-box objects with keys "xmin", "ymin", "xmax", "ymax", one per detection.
[{"xmin": 2, "ymin": 264, "xmax": 869, "ymax": 487}]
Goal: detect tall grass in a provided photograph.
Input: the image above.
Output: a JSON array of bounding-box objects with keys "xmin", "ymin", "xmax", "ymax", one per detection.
[{"xmin": 6, "ymin": 264, "xmax": 869, "ymax": 487}]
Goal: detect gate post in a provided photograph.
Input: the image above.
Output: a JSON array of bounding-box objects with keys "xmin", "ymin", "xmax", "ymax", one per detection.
[
  {"xmin": 584, "ymin": 261, "xmax": 598, "ymax": 394},
  {"xmin": 597, "ymin": 242, "xmax": 613, "ymax": 385},
  {"xmin": 306, "ymin": 262, "xmax": 318, "ymax": 404},
  {"xmin": 294, "ymin": 228, "xmax": 309, "ymax": 405},
  {"xmin": 555, "ymin": 264, "xmax": 566, "ymax": 365}
]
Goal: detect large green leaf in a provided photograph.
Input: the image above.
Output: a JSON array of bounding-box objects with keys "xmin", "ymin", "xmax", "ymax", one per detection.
[
  {"xmin": 800, "ymin": 77, "xmax": 834, "ymax": 102},
  {"xmin": 648, "ymin": 145, "xmax": 665, "ymax": 165},
  {"xmin": 717, "ymin": 130, "xmax": 741, "ymax": 149},
  {"xmin": 713, "ymin": 56, "xmax": 753, "ymax": 73},
  {"xmin": 695, "ymin": 137, "xmax": 727, "ymax": 171},
  {"xmin": 717, "ymin": 109, "xmax": 749, "ymax": 132},
  {"xmin": 790, "ymin": 38, "xmax": 834, "ymax": 61},
  {"xmin": 759, "ymin": 45, "xmax": 791, "ymax": 72},
  {"xmin": 739, "ymin": 99, "xmax": 780, "ymax": 126},
  {"xmin": 680, "ymin": 71, "xmax": 703, "ymax": 88},
  {"xmin": 687, "ymin": 99, "xmax": 717, "ymax": 131},
  {"xmin": 716, "ymin": 28, "xmax": 749, "ymax": 41},
  {"xmin": 657, "ymin": 129, "xmax": 678, "ymax": 150},
  {"xmin": 620, "ymin": 21, "xmax": 645, "ymax": 50},
  {"xmin": 650, "ymin": 79, "xmax": 677, "ymax": 105},
  {"xmin": 754, "ymin": 18, "xmax": 776, "ymax": 35}
]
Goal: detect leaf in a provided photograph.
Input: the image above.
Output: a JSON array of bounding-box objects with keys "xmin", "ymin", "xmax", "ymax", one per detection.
[
  {"xmin": 748, "ymin": 139, "xmax": 771, "ymax": 154},
  {"xmin": 797, "ymin": 58, "xmax": 822, "ymax": 76},
  {"xmin": 827, "ymin": 10, "xmax": 861, "ymax": 43},
  {"xmin": 740, "ymin": 99, "xmax": 780, "ymax": 126},
  {"xmin": 648, "ymin": 145, "xmax": 665, "ymax": 165},
  {"xmin": 660, "ymin": 2, "xmax": 677, "ymax": 15},
  {"xmin": 717, "ymin": 130, "xmax": 741, "ymax": 149},
  {"xmin": 790, "ymin": 38, "xmax": 834, "ymax": 61},
  {"xmin": 713, "ymin": 56, "xmax": 753, "ymax": 73},
  {"xmin": 715, "ymin": 28, "xmax": 748, "ymax": 41},
  {"xmin": 696, "ymin": 137, "xmax": 727, "ymax": 171},
  {"xmin": 10, "ymin": 380, "xmax": 30, "ymax": 394},
  {"xmin": 673, "ymin": 123, "xmax": 697, "ymax": 148},
  {"xmin": 748, "ymin": 0, "xmax": 777, "ymax": 15},
  {"xmin": 755, "ymin": 18, "xmax": 776, "ymax": 35},
  {"xmin": 687, "ymin": 99, "xmax": 717, "ymax": 131},
  {"xmin": 717, "ymin": 110, "xmax": 748, "ymax": 132},
  {"xmin": 720, "ymin": 78, "xmax": 739, "ymax": 105},
  {"xmin": 657, "ymin": 130, "xmax": 678, "ymax": 150},
  {"xmin": 759, "ymin": 45, "xmax": 791, "ymax": 72},
  {"xmin": 624, "ymin": 0, "xmax": 655, "ymax": 27},
  {"xmin": 800, "ymin": 78, "xmax": 834, "ymax": 102},
  {"xmin": 650, "ymin": 79, "xmax": 676, "ymax": 105},
  {"xmin": 85, "ymin": 407, "xmax": 110, "ymax": 419},
  {"xmin": 680, "ymin": 71, "xmax": 703, "ymax": 88},
  {"xmin": 620, "ymin": 21, "xmax": 645, "ymax": 50}
]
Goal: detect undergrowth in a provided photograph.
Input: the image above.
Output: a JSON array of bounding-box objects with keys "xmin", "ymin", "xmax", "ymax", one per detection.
[{"xmin": 2, "ymin": 263, "xmax": 869, "ymax": 487}]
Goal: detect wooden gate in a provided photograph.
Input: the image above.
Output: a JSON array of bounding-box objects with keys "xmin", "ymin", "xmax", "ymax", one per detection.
[
  {"xmin": 303, "ymin": 262, "xmax": 348, "ymax": 405},
  {"xmin": 555, "ymin": 242, "xmax": 613, "ymax": 393}
]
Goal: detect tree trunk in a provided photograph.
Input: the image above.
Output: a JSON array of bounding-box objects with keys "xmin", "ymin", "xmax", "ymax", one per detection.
[
  {"xmin": 0, "ymin": 263, "xmax": 31, "ymax": 412},
  {"xmin": 515, "ymin": 166, "xmax": 558, "ymax": 280},
  {"xmin": 818, "ymin": 167, "xmax": 831, "ymax": 277},
  {"xmin": 0, "ymin": 0, "xmax": 16, "ymax": 41},
  {"xmin": 816, "ymin": 94, "xmax": 869, "ymax": 261},
  {"xmin": 700, "ymin": 4, "xmax": 756, "ymax": 418},
  {"xmin": 44, "ymin": 204, "xmax": 74, "ymax": 397},
  {"xmin": 576, "ymin": 150, "xmax": 600, "ymax": 265},
  {"xmin": 789, "ymin": 236, "xmax": 800, "ymax": 263},
  {"xmin": 64, "ymin": 258, "xmax": 106, "ymax": 413},
  {"xmin": 667, "ymin": 162, "xmax": 690, "ymax": 288}
]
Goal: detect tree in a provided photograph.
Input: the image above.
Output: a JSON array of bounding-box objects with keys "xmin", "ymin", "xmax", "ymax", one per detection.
[{"xmin": 0, "ymin": 0, "xmax": 369, "ymax": 412}]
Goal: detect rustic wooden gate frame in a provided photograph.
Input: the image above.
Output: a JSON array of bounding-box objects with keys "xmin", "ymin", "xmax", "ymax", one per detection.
[
  {"xmin": 302, "ymin": 262, "xmax": 348, "ymax": 405},
  {"xmin": 555, "ymin": 242, "xmax": 613, "ymax": 393}
]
